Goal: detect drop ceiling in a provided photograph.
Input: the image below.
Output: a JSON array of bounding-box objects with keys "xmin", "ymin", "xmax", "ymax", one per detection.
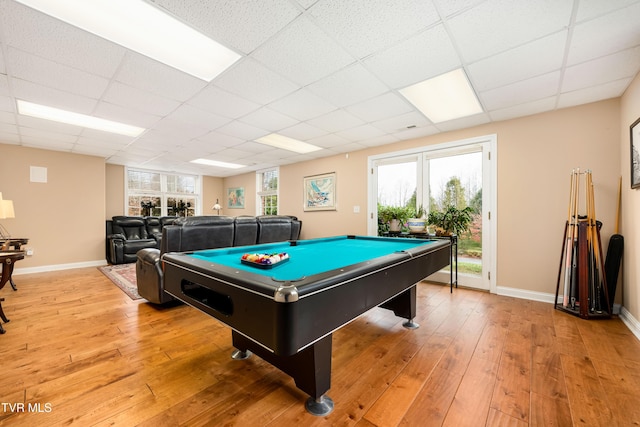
[{"xmin": 0, "ymin": 0, "xmax": 639, "ymax": 177}]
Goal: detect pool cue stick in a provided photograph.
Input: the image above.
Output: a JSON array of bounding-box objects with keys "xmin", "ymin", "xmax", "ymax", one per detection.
[
  {"xmin": 571, "ymin": 169, "xmax": 582, "ymax": 308},
  {"xmin": 589, "ymin": 172, "xmax": 606, "ymax": 313},
  {"xmin": 586, "ymin": 171, "xmax": 597, "ymax": 312},
  {"xmin": 562, "ymin": 169, "xmax": 576, "ymax": 307}
]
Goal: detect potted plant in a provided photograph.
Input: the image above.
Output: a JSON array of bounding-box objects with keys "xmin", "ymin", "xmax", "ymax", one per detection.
[
  {"xmin": 428, "ymin": 205, "xmax": 475, "ymax": 236},
  {"xmin": 407, "ymin": 205, "xmax": 426, "ymax": 233},
  {"xmin": 378, "ymin": 205, "xmax": 411, "ymax": 232}
]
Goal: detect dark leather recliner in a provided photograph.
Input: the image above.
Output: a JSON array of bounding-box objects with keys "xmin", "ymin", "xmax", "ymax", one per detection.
[
  {"xmin": 145, "ymin": 216, "xmax": 178, "ymax": 242},
  {"xmin": 137, "ymin": 216, "xmax": 237, "ymax": 304},
  {"xmin": 136, "ymin": 215, "xmax": 302, "ymax": 304},
  {"xmin": 106, "ymin": 216, "xmax": 158, "ymax": 264}
]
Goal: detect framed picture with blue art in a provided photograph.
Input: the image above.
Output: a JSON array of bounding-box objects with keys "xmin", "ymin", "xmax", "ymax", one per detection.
[
  {"xmin": 304, "ymin": 172, "xmax": 336, "ymax": 211},
  {"xmin": 227, "ymin": 187, "xmax": 245, "ymax": 208}
]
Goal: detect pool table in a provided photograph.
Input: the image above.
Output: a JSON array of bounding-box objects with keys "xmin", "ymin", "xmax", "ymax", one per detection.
[{"xmin": 162, "ymin": 235, "xmax": 450, "ymax": 415}]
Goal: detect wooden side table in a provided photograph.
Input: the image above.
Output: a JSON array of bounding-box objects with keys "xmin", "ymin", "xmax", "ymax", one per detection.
[
  {"xmin": 0, "ymin": 238, "xmax": 28, "ymax": 290},
  {"xmin": 0, "ymin": 251, "xmax": 25, "ymax": 334}
]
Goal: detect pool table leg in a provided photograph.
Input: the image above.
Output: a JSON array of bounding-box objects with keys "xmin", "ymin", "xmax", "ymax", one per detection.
[
  {"xmin": 231, "ymin": 331, "xmax": 334, "ymax": 416},
  {"xmin": 379, "ymin": 285, "xmax": 419, "ymax": 329}
]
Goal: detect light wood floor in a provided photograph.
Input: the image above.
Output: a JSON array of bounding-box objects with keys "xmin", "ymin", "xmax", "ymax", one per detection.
[{"xmin": 1, "ymin": 267, "xmax": 639, "ymax": 426}]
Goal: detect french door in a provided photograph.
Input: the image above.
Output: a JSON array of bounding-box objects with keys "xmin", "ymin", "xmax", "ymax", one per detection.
[{"xmin": 368, "ymin": 135, "xmax": 496, "ymax": 292}]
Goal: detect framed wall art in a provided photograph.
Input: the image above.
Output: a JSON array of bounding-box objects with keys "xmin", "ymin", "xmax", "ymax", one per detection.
[
  {"xmin": 303, "ymin": 172, "xmax": 336, "ymax": 211},
  {"xmin": 227, "ymin": 187, "xmax": 245, "ymax": 208},
  {"xmin": 631, "ymin": 117, "xmax": 640, "ymax": 189}
]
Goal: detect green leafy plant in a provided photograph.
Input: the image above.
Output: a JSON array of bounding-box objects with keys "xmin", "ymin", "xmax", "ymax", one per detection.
[{"xmin": 428, "ymin": 205, "xmax": 475, "ymax": 236}]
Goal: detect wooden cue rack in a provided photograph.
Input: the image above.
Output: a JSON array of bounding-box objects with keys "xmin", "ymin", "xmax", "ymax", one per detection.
[{"xmin": 554, "ymin": 169, "xmax": 610, "ymax": 319}]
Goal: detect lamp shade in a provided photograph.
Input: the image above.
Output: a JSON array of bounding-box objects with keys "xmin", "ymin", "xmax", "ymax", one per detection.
[{"xmin": 0, "ymin": 200, "xmax": 15, "ymax": 219}]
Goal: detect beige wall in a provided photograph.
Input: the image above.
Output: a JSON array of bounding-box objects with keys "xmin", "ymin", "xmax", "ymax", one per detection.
[
  {"xmin": 0, "ymin": 144, "xmax": 105, "ymax": 268},
  {"xmin": 279, "ymin": 99, "xmax": 621, "ymax": 296},
  {"xmin": 620, "ymin": 73, "xmax": 640, "ymax": 320},
  {"xmin": 1, "ymin": 98, "xmax": 626, "ymax": 302}
]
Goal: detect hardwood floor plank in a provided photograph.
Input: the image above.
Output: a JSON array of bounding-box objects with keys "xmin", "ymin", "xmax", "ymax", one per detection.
[{"xmin": 1, "ymin": 269, "xmax": 639, "ymax": 426}]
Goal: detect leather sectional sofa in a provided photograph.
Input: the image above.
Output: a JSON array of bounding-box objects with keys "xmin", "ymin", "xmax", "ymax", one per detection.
[
  {"xmin": 105, "ymin": 216, "xmax": 177, "ymax": 264},
  {"xmin": 136, "ymin": 215, "xmax": 302, "ymax": 304}
]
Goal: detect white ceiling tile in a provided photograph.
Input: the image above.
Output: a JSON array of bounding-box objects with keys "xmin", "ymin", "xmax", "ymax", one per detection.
[
  {"xmin": 0, "ymin": 0, "xmax": 638, "ymax": 176},
  {"xmin": 252, "ymin": 16, "xmax": 355, "ymax": 86},
  {"xmin": 216, "ymin": 120, "xmax": 269, "ymax": 141},
  {"xmin": 1, "ymin": 0, "xmax": 126, "ymax": 77},
  {"xmin": 268, "ymin": 89, "xmax": 337, "ymax": 121},
  {"xmin": 433, "ymin": 0, "xmax": 487, "ymax": 17},
  {"xmin": 195, "ymin": 131, "xmax": 246, "ymax": 148},
  {"xmin": 11, "ymin": 79, "xmax": 97, "ymax": 114},
  {"xmin": 163, "ymin": 104, "xmax": 231, "ymax": 131},
  {"xmin": 448, "ymin": 0, "xmax": 573, "ymax": 63},
  {"xmin": 558, "ymin": 79, "xmax": 631, "ymax": 109},
  {"xmin": 102, "ymin": 82, "xmax": 181, "ymax": 117},
  {"xmin": 488, "ymin": 96, "xmax": 558, "ymax": 122},
  {"xmin": 238, "ymin": 107, "xmax": 298, "ymax": 132},
  {"xmin": 294, "ymin": 0, "xmax": 318, "ymax": 9},
  {"xmin": 187, "ymin": 86, "xmax": 260, "ymax": 119},
  {"xmin": 372, "ymin": 112, "xmax": 432, "ymax": 133},
  {"xmin": 71, "ymin": 145, "xmax": 119, "ymax": 158},
  {"xmin": 575, "ymin": 0, "xmax": 640, "ymax": 23},
  {"xmin": 309, "ymin": 0, "xmax": 440, "ymax": 59},
  {"xmin": 150, "ymin": 0, "xmax": 301, "ymax": 54},
  {"xmin": 93, "ymin": 101, "xmax": 161, "ymax": 129},
  {"xmin": 115, "ymin": 53, "xmax": 208, "ymax": 102},
  {"xmin": 433, "ymin": 112, "xmax": 490, "ymax": 132},
  {"xmin": 307, "ymin": 63, "xmax": 389, "ymax": 108},
  {"xmin": 279, "ymin": 122, "xmax": 328, "ymax": 141},
  {"xmin": 336, "ymin": 124, "xmax": 386, "ymax": 142},
  {"xmin": 7, "ymin": 47, "xmax": 110, "ymax": 99},
  {"xmin": 214, "ymin": 58, "xmax": 298, "ymax": 105},
  {"xmin": 306, "ymin": 109, "xmax": 365, "ymax": 133},
  {"xmin": 562, "ymin": 47, "xmax": 640, "ymax": 93},
  {"xmin": 467, "ymin": 31, "xmax": 567, "ymax": 92},
  {"xmin": 307, "ymin": 133, "xmax": 352, "ymax": 149},
  {"xmin": 0, "ymin": 76, "xmax": 9, "ymax": 98},
  {"xmin": 568, "ymin": 2, "xmax": 640, "ymax": 66},
  {"xmin": 345, "ymin": 92, "xmax": 413, "ymax": 123},
  {"xmin": 363, "ymin": 24, "xmax": 461, "ymax": 89},
  {"xmin": 479, "ymin": 71, "xmax": 561, "ymax": 111},
  {"xmin": 390, "ymin": 125, "xmax": 439, "ymax": 141},
  {"xmin": 358, "ymin": 134, "xmax": 400, "ymax": 148}
]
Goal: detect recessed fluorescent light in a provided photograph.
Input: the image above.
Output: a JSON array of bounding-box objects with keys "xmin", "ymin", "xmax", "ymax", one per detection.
[
  {"xmin": 15, "ymin": 0, "xmax": 241, "ymax": 81},
  {"xmin": 255, "ymin": 134, "xmax": 322, "ymax": 154},
  {"xmin": 191, "ymin": 159, "xmax": 246, "ymax": 169},
  {"xmin": 17, "ymin": 100, "xmax": 145, "ymax": 137},
  {"xmin": 399, "ymin": 68, "xmax": 483, "ymax": 123}
]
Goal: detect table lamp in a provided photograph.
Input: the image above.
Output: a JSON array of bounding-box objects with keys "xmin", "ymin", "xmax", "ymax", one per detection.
[{"xmin": 212, "ymin": 199, "xmax": 221, "ymax": 215}]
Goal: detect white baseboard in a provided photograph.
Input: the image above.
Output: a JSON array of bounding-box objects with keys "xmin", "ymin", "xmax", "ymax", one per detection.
[
  {"xmin": 496, "ymin": 286, "xmax": 558, "ymax": 304},
  {"xmin": 496, "ymin": 286, "xmax": 623, "ymax": 315},
  {"xmin": 13, "ymin": 260, "xmax": 107, "ymax": 275},
  {"xmin": 619, "ymin": 306, "xmax": 640, "ymax": 341}
]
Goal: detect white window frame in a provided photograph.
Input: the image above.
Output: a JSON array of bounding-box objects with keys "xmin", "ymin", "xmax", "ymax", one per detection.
[
  {"xmin": 125, "ymin": 167, "xmax": 202, "ymax": 216},
  {"xmin": 256, "ymin": 167, "xmax": 279, "ymax": 215}
]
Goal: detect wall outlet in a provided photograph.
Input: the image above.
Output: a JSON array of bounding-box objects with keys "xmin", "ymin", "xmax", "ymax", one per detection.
[{"xmin": 26, "ymin": 248, "xmax": 34, "ymax": 256}]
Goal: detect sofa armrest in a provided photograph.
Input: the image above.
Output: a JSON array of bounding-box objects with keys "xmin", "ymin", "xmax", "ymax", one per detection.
[{"xmin": 136, "ymin": 248, "xmax": 174, "ymax": 304}]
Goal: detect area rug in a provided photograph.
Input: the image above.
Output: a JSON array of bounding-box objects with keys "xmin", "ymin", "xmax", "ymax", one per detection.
[{"xmin": 98, "ymin": 263, "xmax": 141, "ymax": 300}]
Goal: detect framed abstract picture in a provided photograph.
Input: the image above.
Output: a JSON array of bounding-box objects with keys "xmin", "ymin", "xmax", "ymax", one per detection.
[
  {"xmin": 304, "ymin": 172, "xmax": 336, "ymax": 211},
  {"xmin": 631, "ymin": 117, "xmax": 640, "ymax": 189},
  {"xmin": 227, "ymin": 187, "xmax": 245, "ymax": 208}
]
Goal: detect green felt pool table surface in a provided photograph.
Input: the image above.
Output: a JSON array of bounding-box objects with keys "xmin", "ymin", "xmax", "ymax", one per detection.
[{"xmin": 189, "ymin": 235, "xmax": 441, "ymax": 281}]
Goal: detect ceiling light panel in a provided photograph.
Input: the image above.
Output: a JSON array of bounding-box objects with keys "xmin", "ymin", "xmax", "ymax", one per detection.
[
  {"xmin": 15, "ymin": 0, "xmax": 241, "ymax": 81},
  {"xmin": 17, "ymin": 100, "xmax": 145, "ymax": 137},
  {"xmin": 255, "ymin": 134, "xmax": 322, "ymax": 154},
  {"xmin": 191, "ymin": 159, "xmax": 246, "ymax": 169},
  {"xmin": 399, "ymin": 69, "xmax": 483, "ymax": 123}
]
